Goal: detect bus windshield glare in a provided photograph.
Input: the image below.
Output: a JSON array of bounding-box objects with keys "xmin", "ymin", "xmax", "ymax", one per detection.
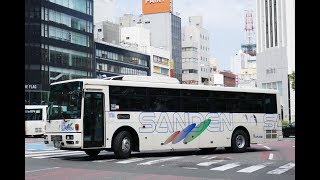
[{"xmin": 47, "ymin": 81, "xmax": 83, "ymax": 120}]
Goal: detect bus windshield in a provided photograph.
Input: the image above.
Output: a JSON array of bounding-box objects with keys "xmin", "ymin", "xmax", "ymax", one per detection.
[{"xmin": 47, "ymin": 81, "xmax": 83, "ymax": 120}]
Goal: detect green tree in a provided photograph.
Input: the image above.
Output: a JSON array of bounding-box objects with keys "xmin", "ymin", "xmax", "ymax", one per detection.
[{"xmin": 289, "ymin": 71, "xmax": 295, "ymax": 90}]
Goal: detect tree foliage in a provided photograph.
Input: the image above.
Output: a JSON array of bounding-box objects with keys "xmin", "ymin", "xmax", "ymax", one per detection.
[{"xmin": 289, "ymin": 71, "xmax": 295, "ymax": 90}]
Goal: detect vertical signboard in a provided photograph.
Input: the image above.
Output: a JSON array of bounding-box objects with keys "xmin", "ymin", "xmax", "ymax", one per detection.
[{"xmin": 170, "ymin": 58, "xmax": 174, "ymax": 77}]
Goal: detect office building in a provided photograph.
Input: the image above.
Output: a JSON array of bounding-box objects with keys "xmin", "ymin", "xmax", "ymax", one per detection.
[
  {"xmin": 256, "ymin": 0, "xmax": 295, "ymax": 121},
  {"xmin": 25, "ymin": 0, "xmax": 94, "ymax": 105},
  {"xmin": 181, "ymin": 16, "xmax": 210, "ymax": 85},
  {"xmin": 120, "ymin": 25, "xmax": 171, "ymax": 77},
  {"xmin": 118, "ymin": 0, "xmax": 182, "ymax": 81},
  {"xmin": 95, "ymin": 41, "xmax": 151, "ymax": 78}
]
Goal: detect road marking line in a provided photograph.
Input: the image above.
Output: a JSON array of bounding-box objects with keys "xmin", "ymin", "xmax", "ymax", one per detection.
[
  {"xmin": 207, "ymin": 156, "xmax": 217, "ymax": 160},
  {"xmin": 32, "ymin": 152, "xmax": 85, "ymax": 159},
  {"xmin": 267, "ymin": 162, "xmax": 295, "ymax": 174},
  {"xmin": 269, "ymin": 153, "xmax": 274, "ymax": 160},
  {"xmin": 263, "ymin": 146, "xmax": 271, "ymax": 150},
  {"xmin": 116, "ymin": 158, "xmax": 145, "ymax": 164},
  {"xmin": 92, "ymin": 159, "xmax": 115, "ymax": 162},
  {"xmin": 137, "ymin": 157, "xmax": 182, "ymax": 165},
  {"xmin": 25, "ymin": 150, "xmax": 67, "ymax": 155},
  {"xmin": 25, "ymin": 167, "xmax": 60, "ymax": 173},
  {"xmin": 201, "ymin": 156, "xmax": 208, "ymax": 159},
  {"xmin": 237, "ymin": 164, "xmax": 266, "ymax": 173},
  {"xmin": 210, "ymin": 163, "xmax": 241, "ymax": 171},
  {"xmin": 257, "ymin": 144, "xmax": 263, "ymax": 146},
  {"xmin": 26, "ymin": 151, "xmax": 83, "ymax": 158},
  {"xmin": 197, "ymin": 160, "xmax": 225, "ymax": 166},
  {"xmin": 182, "ymin": 167, "xmax": 198, "ymax": 170}
]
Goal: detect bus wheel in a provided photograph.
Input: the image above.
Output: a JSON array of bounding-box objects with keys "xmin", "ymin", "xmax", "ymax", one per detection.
[
  {"xmin": 230, "ymin": 130, "xmax": 249, "ymax": 153},
  {"xmin": 113, "ymin": 131, "xmax": 132, "ymax": 159},
  {"xmin": 85, "ymin": 149, "xmax": 101, "ymax": 157}
]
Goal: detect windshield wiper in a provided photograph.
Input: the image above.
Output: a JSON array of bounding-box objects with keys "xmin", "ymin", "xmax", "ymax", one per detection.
[
  {"xmin": 60, "ymin": 112, "xmax": 67, "ymax": 122},
  {"xmin": 47, "ymin": 103, "xmax": 52, "ymax": 123}
]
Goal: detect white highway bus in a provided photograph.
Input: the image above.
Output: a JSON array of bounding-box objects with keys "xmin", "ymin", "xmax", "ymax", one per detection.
[
  {"xmin": 44, "ymin": 75, "xmax": 282, "ymax": 159},
  {"xmin": 25, "ymin": 105, "xmax": 47, "ymax": 137}
]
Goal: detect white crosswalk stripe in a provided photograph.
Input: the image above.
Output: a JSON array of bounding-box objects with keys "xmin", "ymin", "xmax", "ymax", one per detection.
[
  {"xmin": 116, "ymin": 158, "xmax": 145, "ymax": 164},
  {"xmin": 210, "ymin": 162, "xmax": 241, "ymax": 171},
  {"xmin": 25, "ymin": 150, "xmax": 85, "ymax": 158},
  {"xmin": 206, "ymin": 156, "xmax": 217, "ymax": 160},
  {"xmin": 137, "ymin": 157, "xmax": 183, "ymax": 165},
  {"xmin": 197, "ymin": 160, "xmax": 225, "ymax": 166},
  {"xmin": 237, "ymin": 164, "xmax": 266, "ymax": 173},
  {"xmin": 33, "ymin": 152, "xmax": 85, "ymax": 159},
  {"xmin": 92, "ymin": 159, "xmax": 116, "ymax": 163},
  {"xmin": 267, "ymin": 163, "xmax": 295, "ymax": 174},
  {"xmin": 237, "ymin": 162, "xmax": 274, "ymax": 173},
  {"xmin": 25, "ymin": 149, "xmax": 294, "ymax": 176},
  {"xmin": 25, "ymin": 150, "xmax": 67, "ymax": 155}
]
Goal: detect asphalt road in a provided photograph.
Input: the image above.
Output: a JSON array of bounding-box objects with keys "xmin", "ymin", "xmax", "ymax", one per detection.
[{"xmin": 25, "ymin": 137, "xmax": 295, "ymax": 180}]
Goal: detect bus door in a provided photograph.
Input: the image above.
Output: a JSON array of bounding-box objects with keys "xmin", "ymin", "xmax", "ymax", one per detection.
[{"xmin": 83, "ymin": 91, "xmax": 105, "ymax": 148}]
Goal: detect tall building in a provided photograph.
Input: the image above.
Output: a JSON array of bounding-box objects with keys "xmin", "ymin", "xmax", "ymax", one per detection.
[
  {"xmin": 95, "ymin": 41, "xmax": 150, "ymax": 78},
  {"xmin": 118, "ymin": 0, "xmax": 182, "ymax": 82},
  {"xmin": 230, "ymin": 50, "xmax": 257, "ymax": 88},
  {"xmin": 118, "ymin": 14, "xmax": 143, "ymax": 27},
  {"xmin": 208, "ymin": 57, "xmax": 220, "ymax": 86},
  {"xmin": 120, "ymin": 26, "xmax": 171, "ymax": 77},
  {"xmin": 94, "ymin": 20, "xmax": 120, "ymax": 45},
  {"xmin": 25, "ymin": 0, "xmax": 94, "ymax": 105},
  {"xmin": 181, "ymin": 16, "xmax": 210, "ymax": 85},
  {"xmin": 256, "ymin": 0, "xmax": 295, "ymax": 122}
]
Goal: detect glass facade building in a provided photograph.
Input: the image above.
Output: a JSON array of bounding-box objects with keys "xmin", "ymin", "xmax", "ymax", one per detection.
[
  {"xmin": 171, "ymin": 14, "xmax": 182, "ymax": 82},
  {"xmin": 25, "ymin": 0, "xmax": 94, "ymax": 105},
  {"xmin": 95, "ymin": 42, "xmax": 150, "ymax": 78}
]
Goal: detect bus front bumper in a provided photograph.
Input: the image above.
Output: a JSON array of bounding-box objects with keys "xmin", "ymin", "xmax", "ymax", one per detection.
[{"xmin": 44, "ymin": 133, "xmax": 82, "ymax": 149}]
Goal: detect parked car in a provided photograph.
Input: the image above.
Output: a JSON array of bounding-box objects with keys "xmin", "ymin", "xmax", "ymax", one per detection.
[{"xmin": 282, "ymin": 122, "xmax": 295, "ymax": 137}]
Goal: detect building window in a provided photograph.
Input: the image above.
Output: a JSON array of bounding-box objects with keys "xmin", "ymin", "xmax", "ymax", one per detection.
[
  {"xmin": 269, "ymin": 0, "xmax": 273, "ymax": 47},
  {"xmin": 48, "ymin": 26, "xmax": 90, "ymax": 47},
  {"xmin": 49, "ymin": 0, "xmax": 90, "ymax": 15}
]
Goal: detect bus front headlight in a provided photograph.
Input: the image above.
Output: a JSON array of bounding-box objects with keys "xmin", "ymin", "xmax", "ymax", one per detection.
[{"xmin": 66, "ymin": 135, "xmax": 74, "ymax": 140}]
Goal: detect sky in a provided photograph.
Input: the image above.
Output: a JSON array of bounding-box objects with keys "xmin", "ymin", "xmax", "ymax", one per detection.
[{"xmin": 95, "ymin": 0, "xmax": 256, "ymax": 71}]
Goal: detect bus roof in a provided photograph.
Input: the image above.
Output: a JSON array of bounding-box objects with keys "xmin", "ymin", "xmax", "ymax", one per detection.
[{"xmin": 50, "ymin": 76, "xmax": 278, "ymax": 94}]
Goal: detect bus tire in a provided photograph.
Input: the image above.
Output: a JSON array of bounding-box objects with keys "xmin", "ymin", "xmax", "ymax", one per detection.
[
  {"xmin": 113, "ymin": 131, "xmax": 132, "ymax": 159},
  {"xmin": 85, "ymin": 149, "xmax": 101, "ymax": 157},
  {"xmin": 230, "ymin": 129, "xmax": 249, "ymax": 153}
]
